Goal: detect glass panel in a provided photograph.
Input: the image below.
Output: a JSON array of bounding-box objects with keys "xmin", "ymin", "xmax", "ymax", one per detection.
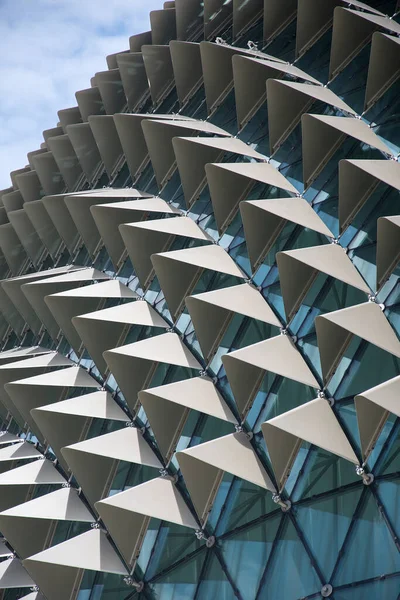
[
  {"xmin": 147, "ymin": 549, "xmax": 207, "ymax": 600},
  {"xmin": 333, "ymin": 490, "xmax": 400, "ymax": 586},
  {"xmin": 220, "ymin": 514, "xmax": 281, "ymax": 599},
  {"xmin": 295, "ymin": 486, "xmax": 363, "ymax": 581},
  {"xmin": 333, "ymin": 575, "xmax": 400, "ymax": 600},
  {"xmin": 257, "ymin": 515, "xmax": 322, "ymax": 600},
  {"xmin": 196, "ymin": 552, "xmax": 237, "ymax": 600},
  {"xmin": 292, "ymin": 447, "xmax": 359, "ymax": 502}
]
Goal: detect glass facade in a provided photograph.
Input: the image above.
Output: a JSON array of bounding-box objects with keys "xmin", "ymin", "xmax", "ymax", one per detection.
[{"xmin": 0, "ymin": 0, "xmax": 399, "ymax": 599}]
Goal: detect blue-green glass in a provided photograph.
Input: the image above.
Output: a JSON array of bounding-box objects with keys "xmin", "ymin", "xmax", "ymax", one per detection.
[
  {"xmin": 147, "ymin": 549, "xmax": 207, "ymax": 600},
  {"xmin": 291, "ymin": 446, "xmax": 359, "ymax": 502},
  {"xmin": 333, "ymin": 490, "xmax": 400, "ymax": 586},
  {"xmin": 333, "ymin": 575, "xmax": 400, "ymax": 600},
  {"xmin": 195, "ymin": 551, "xmax": 237, "ymax": 600},
  {"xmin": 220, "ymin": 513, "xmax": 281, "ymax": 599},
  {"xmin": 256, "ymin": 515, "xmax": 322, "ymax": 600},
  {"xmin": 295, "ymin": 486, "xmax": 363, "ymax": 580}
]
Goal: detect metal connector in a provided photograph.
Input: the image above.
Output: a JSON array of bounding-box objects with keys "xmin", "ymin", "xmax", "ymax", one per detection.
[
  {"xmin": 321, "ymin": 583, "xmax": 333, "ymax": 597},
  {"xmin": 356, "ymin": 465, "xmax": 374, "ymax": 485},
  {"xmin": 159, "ymin": 468, "xmax": 178, "ymax": 483},
  {"xmin": 195, "ymin": 530, "xmax": 215, "ymax": 548},
  {"xmin": 124, "ymin": 577, "xmax": 144, "ymax": 591},
  {"xmin": 272, "ymin": 493, "xmax": 291, "ymax": 512}
]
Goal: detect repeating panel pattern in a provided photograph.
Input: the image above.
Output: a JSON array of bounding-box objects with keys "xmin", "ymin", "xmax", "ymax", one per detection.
[{"xmin": 0, "ymin": 1, "xmax": 399, "ymax": 599}]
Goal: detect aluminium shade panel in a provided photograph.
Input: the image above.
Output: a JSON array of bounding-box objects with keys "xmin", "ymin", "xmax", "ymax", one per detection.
[
  {"xmin": 315, "ymin": 302, "xmax": 400, "ymax": 382},
  {"xmin": 295, "ymin": 0, "xmax": 384, "ymax": 59},
  {"xmin": 61, "ymin": 427, "xmax": 162, "ymax": 505},
  {"xmin": 0, "ymin": 487, "xmax": 93, "ymax": 559},
  {"xmin": 106, "ymin": 49, "xmax": 129, "ymax": 70},
  {"xmin": 31, "ymin": 390, "xmax": 127, "ymax": 472},
  {"xmin": 173, "ymin": 135, "xmax": 266, "ymax": 208},
  {"xmin": 45, "ymin": 279, "xmax": 138, "ymax": 355},
  {"xmin": 112, "ymin": 113, "xmax": 195, "ymax": 181},
  {"xmin": 0, "ymin": 352, "xmax": 73, "ymax": 428},
  {"xmin": 115, "ymin": 52, "xmax": 149, "ymax": 112},
  {"xmin": 199, "ymin": 41, "xmax": 284, "ymax": 115},
  {"xmin": 175, "ymin": 0, "xmax": 203, "ymax": 40},
  {"xmin": 204, "ymin": 0, "xmax": 232, "ymax": 39},
  {"xmin": 95, "ymin": 69, "xmax": 126, "ymax": 115},
  {"xmin": 141, "ymin": 117, "xmax": 231, "ymax": 189},
  {"xmin": 90, "ymin": 197, "xmax": 180, "ymax": 268},
  {"xmin": 75, "ymin": 87, "xmax": 105, "ymax": 121},
  {"xmin": 21, "ymin": 268, "xmax": 109, "ymax": 340},
  {"xmin": 1, "ymin": 0, "xmax": 400, "ymax": 597},
  {"xmin": 365, "ymin": 33, "xmax": 400, "ymax": 111},
  {"xmin": 10, "ymin": 167, "xmax": 30, "ymax": 190},
  {"xmin": 0, "ymin": 558, "xmax": 35, "ymax": 589},
  {"xmin": 329, "ymin": 8, "xmax": 400, "ymax": 80},
  {"xmin": 151, "ymin": 244, "xmax": 247, "ymax": 320},
  {"xmin": 23, "ymin": 529, "xmax": 128, "ymax": 600},
  {"xmin": 376, "ymin": 216, "xmax": 400, "ymax": 289},
  {"xmin": 263, "ymin": 0, "xmax": 297, "ymax": 43},
  {"xmin": 2, "ymin": 190, "xmax": 24, "ymax": 213},
  {"xmin": 355, "ymin": 375, "xmax": 400, "ymax": 460},
  {"xmin": 233, "ymin": 0, "xmax": 263, "ymax": 39},
  {"xmin": 138, "ymin": 376, "xmax": 237, "ymax": 461},
  {"xmin": 7, "ymin": 209, "xmax": 45, "ymax": 267},
  {"xmin": 104, "ymin": 332, "xmax": 202, "ymax": 414},
  {"xmin": 0, "ymin": 207, "xmax": 9, "ymax": 226},
  {"xmin": 169, "ymin": 40, "xmax": 203, "ymax": 106},
  {"xmin": 176, "ymin": 432, "xmax": 276, "ymax": 525},
  {"xmin": 338, "ymin": 159, "xmax": 400, "ymax": 234},
  {"xmin": 232, "ymin": 54, "xmax": 321, "ymax": 131},
  {"xmin": 0, "ymin": 187, "xmax": 13, "ymax": 207},
  {"xmin": 276, "ymin": 243, "xmax": 371, "ymax": 322},
  {"xmin": 88, "ymin": 115, "xmax": 124, "ymax": 178},
  {"xmin": 57, "ymin": 106, "xmax": 82, "ymax": 132},
  {"xmin": 240, "ymin": 197, "xmax": 334, "ymax": 271},
  {"xmin": 14, "ymin": 170, "xmax": 43, "ymax": 203},
  {"xmin": 1, "ymin": 266, "xmax": 82, "ymax": 336},
  {"xmin": 205, "ymin": 161, "xmax": 298, "ymax": 233},
  {"xmin": 150, "ymin": 8, "xmax": 177, "ymax": 45},
  {"xmin": 0, "ymin": 458, "xmax": 66, "ymax": 513},
  {"xmin": 30, "ymin": 151, "xmax": 64, "ymax": 196},
  {"xmin": 43, "ymin": 127, "xmax": 64, "ymax": 146},
  {"xmin": 222, "ymin": 334, "xmax": 320, "ymax": 419},
  {"xmin": 65, "ymin": 123, "xmax": 102, "ymax": 183},
  {"xmin": 0, "ymin": 441, "xmax": 42, "ymax": 462},
  {"xmin": 4, "ymin": 366, "xmax": 100, "ymax": 442},
  {"xmin": 0, "ymin": 222, "xmax": 28, "ymax": 275},
  {"xmin": 142, "ymin": 45, "xmax": 175, "ymax": 105},
  {"xmin": 95, "ymin": 477, "xmax": 198, "ymax": 568},
  {"xmin": 266, "ymin": 79, "xmax": 357, "ymax": 154},
  {"xmin": 119, "ymin": 215, "xmax": 212, "ymax": 290},
  {"xmin": 41, "ymin": 192, "xmax": 85, "ymax": 253},
  {"xmin": 186, "ymin": 283, "xmax": 281, "ymax": 361},
  {"xmin": 262, "ymin": 397, "xmax": 359, "ymax": 492},
  {"xmin": 72, "ymin": 299, "xmax": 169, "ymax": 375},
  {"xmin": 24, "ymin": 200, "xmax": 61, "ymax": 258},
  {"xmin": 129, "ymin": 30, "xmax": 152, "ymax": 52},
  {"xmin": 301, "ymin": 114, "xmax": 394, "ymax": 189},
  {"xmin": 0, "ymin": 432, "xmax": 24, "ymax": 445},
  {"xmin": 27, "ymin": 149, "xmax": 47, "ymax": 170},
  {"xmin": 63, "ymin": 188, "xmax": 154, "ymax": 258},
  {"xmin": 46, "ymin": 135, "xmax": 83, "ymax": 192}
]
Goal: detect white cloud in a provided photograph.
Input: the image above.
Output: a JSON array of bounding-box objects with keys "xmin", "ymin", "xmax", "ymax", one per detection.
[{"xmin": 0, "ymin": 0, "xmax": 166, "ymax": 188}]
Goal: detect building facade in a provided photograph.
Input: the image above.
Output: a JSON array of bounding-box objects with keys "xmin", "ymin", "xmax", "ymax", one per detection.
[{"xmin": 0, "ymin": 0, "xmax": 399, "ymax": 598}]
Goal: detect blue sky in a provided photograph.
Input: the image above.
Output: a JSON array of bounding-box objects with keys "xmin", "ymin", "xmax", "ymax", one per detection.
[{"xmin": 0, "ymin": 0, "xmax": 165, "ymax": 189}]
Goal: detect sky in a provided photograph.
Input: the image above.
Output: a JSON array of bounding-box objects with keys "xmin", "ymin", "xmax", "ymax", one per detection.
[{"xmin": 0, "ymin": 0, "xmax": 165, "ymax": 189}]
